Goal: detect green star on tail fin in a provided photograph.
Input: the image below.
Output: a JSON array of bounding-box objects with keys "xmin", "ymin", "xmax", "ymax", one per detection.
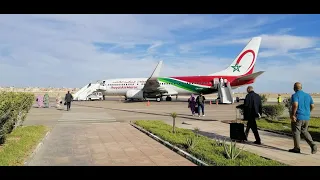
[{"xmin": 231, "ymin": 64, "xmax": 241, "ymax": 72}]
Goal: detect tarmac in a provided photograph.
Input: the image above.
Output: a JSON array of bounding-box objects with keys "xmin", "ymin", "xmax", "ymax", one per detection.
[{"xmin": 24, "ymin": 97, "xmax": 320, "ymax": 166}]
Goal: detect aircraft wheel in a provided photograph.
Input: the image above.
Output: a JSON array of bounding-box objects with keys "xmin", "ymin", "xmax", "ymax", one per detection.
[
  {"xmin": 166, "ymin": 96, "xmax": 172, "ymax": 101},
  {"xmin": 156, "ymin": 97, "xmax": 161, "ymax": 102}
]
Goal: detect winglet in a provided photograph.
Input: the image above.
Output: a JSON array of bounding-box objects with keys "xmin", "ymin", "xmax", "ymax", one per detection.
[{"xmin": 149, "ymin": 61, "xmax": 163, "ymax": 80}]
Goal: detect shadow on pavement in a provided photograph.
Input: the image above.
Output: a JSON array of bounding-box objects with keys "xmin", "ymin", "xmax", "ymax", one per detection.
[
  {"xmin": 196, "ymin": 130, "xmax": 295, "ymax": 153},
  {"xmin": 74, "ymin": 104, "xmax": 218, "ymax": 122}
]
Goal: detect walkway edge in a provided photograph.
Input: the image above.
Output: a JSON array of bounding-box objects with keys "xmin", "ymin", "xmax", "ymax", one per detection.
[
  {"xmin": 130, "ymin": 122, "xmax": 208, "ymax": 166},
  {"xmin": 24, "ymin": 129, "xmax": 51, "ymax": 166}
]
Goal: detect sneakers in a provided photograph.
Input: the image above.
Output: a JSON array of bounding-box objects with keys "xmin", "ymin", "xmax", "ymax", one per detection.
[
  {"xmin": 202, "ymin": 114, "xmax": 205, "ymax": 117},
  {"xmin": 288, "ymin": 145, "xmax": 317, "ymax": 154},
  {"xmin": 311, "ymin": 145, "xmax": 317, "ymax": 154},
  {"xmin": 289, "ymin": 148, "xmax": 301, "ymax": 153}
]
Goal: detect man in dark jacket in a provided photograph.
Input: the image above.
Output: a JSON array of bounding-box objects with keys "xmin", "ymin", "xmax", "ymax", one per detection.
[
  {"xmin": 244, "ymin": 86, "xmax": 262, "ymax": 144},
  {"xmin": 65, "ymin": 91, "xmax": 73, "ymax": 111}
]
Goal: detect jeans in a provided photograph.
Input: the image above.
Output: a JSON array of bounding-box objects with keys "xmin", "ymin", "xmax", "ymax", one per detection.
[{"xmin": 198, "ymin": 104, "xmax": 204, "ymax": 115}]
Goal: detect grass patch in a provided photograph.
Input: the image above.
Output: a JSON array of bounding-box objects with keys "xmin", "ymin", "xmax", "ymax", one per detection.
[
  {"xmin": 134, "ymin": 120, "xmax": 285, "ymax": 166},
  {"xmin": 0, "ymin": 125, "xmax": 49, "ymax": 166},
  {"xmin": 256, "ymin": 117, "xmax": 320, "ymax": 142}
]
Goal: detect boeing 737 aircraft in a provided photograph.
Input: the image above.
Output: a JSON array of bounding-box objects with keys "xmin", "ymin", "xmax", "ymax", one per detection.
[{"xmin": 73, "ymin": 37, "xmax": 265, "ymax": 102}]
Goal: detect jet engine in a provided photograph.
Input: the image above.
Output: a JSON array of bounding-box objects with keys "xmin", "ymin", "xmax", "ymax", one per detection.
[{"xmin": 126, "ymin": 89, "xmax": 144, "ymax": 99}]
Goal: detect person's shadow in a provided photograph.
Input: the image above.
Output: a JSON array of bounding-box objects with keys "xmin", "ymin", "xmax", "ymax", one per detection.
[{"xmin": 193, "ymin": 130, "xmax": 301, "ymax": 154}]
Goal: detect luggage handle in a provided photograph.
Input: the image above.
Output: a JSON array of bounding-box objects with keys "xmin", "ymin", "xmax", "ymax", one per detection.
[
  {"xmin": 235, "ymin": 107, "xmax": 238, "ymax": 123},
  {"xmin": 235, "ymin": 107, "xmax": 241, "ymax": 124}
]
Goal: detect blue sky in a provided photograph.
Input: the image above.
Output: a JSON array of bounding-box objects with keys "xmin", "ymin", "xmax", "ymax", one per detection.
[{"xmin": 1, "ymin": 14, "xmax": 320, "ymax": 93}]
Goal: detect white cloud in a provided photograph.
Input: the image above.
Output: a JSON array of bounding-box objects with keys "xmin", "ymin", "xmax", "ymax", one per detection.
[
  {"xmin": 179, "ymin": 44, "xmax": 192, "ymax": 54},
  {"xmin": 147, "ymin": 41, "xmax": 163, "ymax": 54},
  {"xmin": 0, "ymin": 14, "xmax": 319, "ymax": 93},
  {"xmin": 253, "ymin": 58, "xmax": 320, "ymax": 93},
  {"xmin": 225, "ymin": 34, "xmax": 319, "ymax": 58},
  {"xmin": 260, "ymin": 34, "xmax": 318, "ymax": 52},
  {"xmin": 276, "ymin": 28, "xmax": 294, "ymax": 34}
]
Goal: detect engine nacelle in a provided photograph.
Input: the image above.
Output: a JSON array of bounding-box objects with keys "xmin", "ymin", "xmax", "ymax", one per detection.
[{"xmin": 126, "ymin": 89, "xmax": 144, "ymax": 99}]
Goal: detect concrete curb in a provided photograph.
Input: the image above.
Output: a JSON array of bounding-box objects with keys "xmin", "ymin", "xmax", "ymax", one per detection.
[
  {"xmin": 24, "ymin": 130, "xmax": 51, "ymax": 166},
  {"xmin": 130, "ymin": 122, "xmax": 209, "ymax": 166}
]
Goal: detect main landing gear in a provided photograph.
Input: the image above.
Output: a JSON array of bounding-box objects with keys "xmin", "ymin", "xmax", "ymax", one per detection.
[{"xmin": 156, "ymin": 96, "xmax": 172, "ymax": 102}]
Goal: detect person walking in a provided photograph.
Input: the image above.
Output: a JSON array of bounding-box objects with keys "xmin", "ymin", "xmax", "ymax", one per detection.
[
  {"xmin": 224, "ymin": 78, "xmax": 228, "ymax": 87},
  {"xmin": 196, "ymin": 93, "xmax": 206, "ymax": 117},
  {"xmin": 244, "ymin": 86, "xmax": 262, "ymax": 145},
  {"xmin": 277, "ymin": 94, "xmax": 282, "ymax": 104},
  {"xmin": 56, "ymin": 93, "xmax": 62, "ymax": 109},
  {"xmin": 43, "ymin": 93, "xmax": 50, "ymax": 108},
  {"xmin": 289, "ymin": 82, "xmax": 317, "ymax": 154},
  {"xmin": 220, "ymin": 77, "xmax": 224, "ymax": 87},
  {"xmin": 36, "ymin": 95, "xmax": 43, "ymax": 108},
  {"xmin": 188, "ymin": 94, "xmax": 196, "ymax": 116},
  {"xmin": 65, "ymin": 91, "xmax": 74, "ymax": 111}
]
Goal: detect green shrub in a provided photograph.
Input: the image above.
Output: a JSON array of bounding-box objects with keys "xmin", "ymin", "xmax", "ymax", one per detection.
[
  {"xmin": 170, "ymin": 112, "xmax": 177, "ymax": 133},
  {"xmin": 262, "ymin": 104, "xmax": 285, "ymax": 120},
  {"xmin": 0, "ymin": 92, "xmax": 35, "ymax": 144},
  {"xmin": 283, "ymin": 98, "xmax": 292, "ymax": 114},
  {"xmin": 223, "ymin": 140, "xmax": 245, "ymax": 160},
  {"xmin": 260, "ymin": 94, "xmax": 268, "ymax": 104}
]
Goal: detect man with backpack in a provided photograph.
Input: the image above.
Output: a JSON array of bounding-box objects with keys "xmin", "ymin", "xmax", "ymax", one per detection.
[{"xmin": 196, "ymin": 93, "xmax": 206, "ymax": 117}]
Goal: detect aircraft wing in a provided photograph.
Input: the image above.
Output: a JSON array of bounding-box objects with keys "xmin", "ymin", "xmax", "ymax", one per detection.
[
  {"xmin": 142, "ymin": 61, "xmax": 163, "ymax": 93},
  {"xmin": 234, "ymin": 71, "xmax": 265, "ymax": 82},
  {"xmin": 141, "ymin": 61, "xmax": 179, "ymax": 96}
]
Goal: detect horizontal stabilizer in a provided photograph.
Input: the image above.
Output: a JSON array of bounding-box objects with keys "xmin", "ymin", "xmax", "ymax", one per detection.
[{"xmin": 234, "ymin": 71, "xmax": 265, "ymax": 81}]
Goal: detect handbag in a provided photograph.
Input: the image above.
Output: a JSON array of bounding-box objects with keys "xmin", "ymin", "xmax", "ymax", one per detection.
[{"xmin": 64, "ymin": 102, "xmax": 67, "ymax": 105}]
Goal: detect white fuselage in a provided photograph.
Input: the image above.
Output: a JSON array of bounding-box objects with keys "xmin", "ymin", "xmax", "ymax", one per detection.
[{"xmin": 103, "ymin": 78, "xmax": 198, "ymax": 96}]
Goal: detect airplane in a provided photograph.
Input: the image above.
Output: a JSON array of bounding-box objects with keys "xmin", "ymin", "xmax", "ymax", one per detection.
[{"xmin": 74, "ymin": 37, "xmax": 264, "ymax": 102}]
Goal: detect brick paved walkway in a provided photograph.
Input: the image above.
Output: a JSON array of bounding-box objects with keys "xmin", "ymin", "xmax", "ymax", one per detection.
[
  {"xmin": 177, "ymin": 120, "xmax": 320, "ymax": 166},
  {"xmin": 26, "ymin": 107, "xmax": 195, "ymax": 166}
]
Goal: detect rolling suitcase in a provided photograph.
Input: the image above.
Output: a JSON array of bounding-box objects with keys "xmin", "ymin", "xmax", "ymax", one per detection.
[{"xmin": 230, "ymin": 108, "xmax": 246, "ymax": 141}]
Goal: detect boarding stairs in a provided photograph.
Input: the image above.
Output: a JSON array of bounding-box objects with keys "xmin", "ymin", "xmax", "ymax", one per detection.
[
  {"xmin": 73, "ymin": 81, "xmax": 107, "ymax": 101},
  {"xmin": 217, "ymin": 82, "xmax": 234, "ymax": 104}
]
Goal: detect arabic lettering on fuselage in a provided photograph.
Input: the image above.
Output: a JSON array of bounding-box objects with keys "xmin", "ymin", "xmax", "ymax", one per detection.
[{"xmin": 110, "ymin": 86, "xmax": 138, "ymax": 89}]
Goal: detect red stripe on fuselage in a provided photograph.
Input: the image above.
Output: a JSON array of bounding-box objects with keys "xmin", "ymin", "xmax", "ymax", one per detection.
[{"xmin": 170, "ymin": 66, "xmax": 256, "ymax": 87}]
